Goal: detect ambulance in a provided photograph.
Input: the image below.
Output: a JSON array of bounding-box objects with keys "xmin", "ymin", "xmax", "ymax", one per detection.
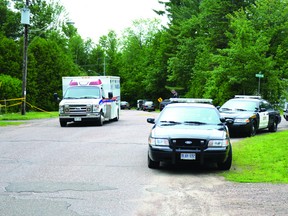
[{"xmin": 55, "ymin": 76, "xmax": 120, "ymax": 127}]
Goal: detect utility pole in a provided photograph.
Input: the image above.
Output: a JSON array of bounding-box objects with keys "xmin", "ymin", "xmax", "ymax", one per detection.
[
  {"xmin": 20, "ymin": 0, "xmax": 30, "ymax": 115},
  {"xmin": 103, "ymin": 54, "xmax": 106, "ymax": 76}
]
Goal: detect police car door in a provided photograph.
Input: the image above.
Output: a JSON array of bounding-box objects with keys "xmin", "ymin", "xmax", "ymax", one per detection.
[{"xmin": 258, "ymin": 102, "xmax": 269, "ymax": 129}]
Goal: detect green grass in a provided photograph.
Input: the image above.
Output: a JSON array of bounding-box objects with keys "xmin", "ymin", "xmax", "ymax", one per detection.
[
  {"xmin": 222, "ymin": 131, "xmax": 288, "ymax": 183},
  {"xmin": 0, "ymin": 111, "xmax": 58, "ymax": 126}
]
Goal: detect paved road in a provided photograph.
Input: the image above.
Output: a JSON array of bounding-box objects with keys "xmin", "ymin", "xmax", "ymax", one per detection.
[{"xmin": 0, "ymin": 110, "xmax": 287, "ymax": 216}]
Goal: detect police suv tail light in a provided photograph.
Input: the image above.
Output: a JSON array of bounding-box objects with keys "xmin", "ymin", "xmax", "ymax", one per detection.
[
  {"xmin": 208, "ymin": 139, "xmax": 229, "ymax": 147},
  {"xmin": 149, "ymin": 137, "xmax": 169, "ymax": 146}
]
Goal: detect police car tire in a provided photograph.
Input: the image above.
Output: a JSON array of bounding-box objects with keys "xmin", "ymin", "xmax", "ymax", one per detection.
[
  {"xmin": 248, "ymin": 122, "xmax": 256, "ymax": 137},
  {"xmin": 218, "ymin": 148, "xmax": 232, "ymax": 170},
  {"xmin": 268, "ymin": 120, "xmax": 278, "ymax": 132},
  {"xmin": 60, "ymin": 120, "xmax": 67, "ymax": 127},
  {"xmin": 148, "ymin": 155, "xmax": 160, "ymax": 169}
]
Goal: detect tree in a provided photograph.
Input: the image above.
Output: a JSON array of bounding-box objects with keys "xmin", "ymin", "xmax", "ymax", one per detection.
[
  {"xmin": 0, "ymin": 74, "xmax": 21, "ymax": 112},
  {"xmin": 0, "ymin": 35, "xmax": 21, "ymax": 79},
  {"xmin": 119, "ymin": 18, "xmax": 164, "ymax": 104},
  {"xmin": 0, "ymin": 0, "xmax": 21, "ymax": 39}
]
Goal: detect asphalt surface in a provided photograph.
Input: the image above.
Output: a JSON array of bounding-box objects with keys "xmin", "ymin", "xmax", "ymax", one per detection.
[{"xmin": 0, "ymin": 110, "xmax": 287, "ymax": 216}]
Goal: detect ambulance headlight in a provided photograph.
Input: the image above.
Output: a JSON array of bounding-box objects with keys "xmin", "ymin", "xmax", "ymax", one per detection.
[
  {"xmin": 92, "ymin": 104, "xmax": 100, "ymax": 112},
  {"xmin": 59, "ymin": 106, "xmax": 64, "ymax": 114}
]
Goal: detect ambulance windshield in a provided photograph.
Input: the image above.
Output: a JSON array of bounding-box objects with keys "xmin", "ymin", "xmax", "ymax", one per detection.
[{"xmin": 64, "ymin": 86, "xmax": 101, "ymax": 99}]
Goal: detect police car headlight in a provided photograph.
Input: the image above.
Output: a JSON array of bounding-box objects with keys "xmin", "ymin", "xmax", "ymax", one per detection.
[
  {"xmin": 234, "ymin": 118, "xmax": 250, "ymax": 123},
  {"xmin": 208, "ymin": 139, "xmax": 229, "ymax": 147},
  {"xmin": 149, "ymin": 137, "xmax": 169, "ymax": 146}
]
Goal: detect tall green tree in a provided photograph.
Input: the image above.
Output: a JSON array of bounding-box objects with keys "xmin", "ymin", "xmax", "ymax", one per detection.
[
  {"xmin": 209, "ymin": 0, "xmax": 288, "ymax": 105},
  {"xmin": 119, "ymin": 18, "xmax": 163, "ymax": 104}
]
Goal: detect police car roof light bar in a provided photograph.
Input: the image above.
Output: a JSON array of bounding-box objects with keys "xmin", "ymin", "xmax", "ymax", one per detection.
[
  {"xmin": 234, "ymin": 95, "xmax": 261, "ymax": 99},
  {"xmin": 169, "ymin": 98, "xmax": 213, "ymax": 104}
]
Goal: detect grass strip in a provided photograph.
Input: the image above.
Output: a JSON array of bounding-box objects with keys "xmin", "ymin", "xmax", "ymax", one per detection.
[{"xmin": 222, "ymin": 131, "xmax": 288, "ymax": 183}]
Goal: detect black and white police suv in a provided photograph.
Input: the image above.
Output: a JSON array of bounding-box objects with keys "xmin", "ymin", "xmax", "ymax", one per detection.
[
  {"xmin": 219, "ymin": 95, "xmax": 281, "ymax": 137},
  {"xmin": 147, "ymin": 101, "xmax": 232, "ymax": 170}
]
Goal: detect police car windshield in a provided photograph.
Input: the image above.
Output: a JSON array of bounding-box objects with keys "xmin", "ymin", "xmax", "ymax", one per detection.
[
  {"xmin": 158, "ymin": 106, "xmax": 221, "ymax": 125},
  {"xmin": 220, "ymin": 100, "xmax": 258, "ymax": 112},
  {"xmin": 64, "ymin": 86, "xmax": 101, "ymax": 99}
]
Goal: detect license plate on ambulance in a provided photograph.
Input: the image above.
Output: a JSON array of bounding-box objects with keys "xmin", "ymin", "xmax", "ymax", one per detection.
[
  {"xmin": 181, "ymin": 153, "xmax": 196, "ymax": 160},
  {"xmin": 74, "ymin": 117, "xmax": 82, "ymax": 121}
]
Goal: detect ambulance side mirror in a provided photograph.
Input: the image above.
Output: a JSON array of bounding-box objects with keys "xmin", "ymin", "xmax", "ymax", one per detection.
[
  {"xmin": 53, "ymin": 93, "xmax": 61, "ymax": 101},
  {"xmin": 108, "ymin": 92, "xmax": 113, "ymax": 99}
]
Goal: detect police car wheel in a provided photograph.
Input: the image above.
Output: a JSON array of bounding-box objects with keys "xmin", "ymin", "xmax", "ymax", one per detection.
[
  {"xmin": 218, "ymin": 148, "xmax": 232, "ymax": 170},
  {"xmin": 248, "ymin": 122, "xmax": 256, "ymax": 137},
  {"xmin": 148, "ymin": 155, "xmax": 160, "ymax": 169},
  {"xmin": 268, "ymin": 120, "xmax": 278, "ymax": 132},
  {"xmin": 60, "ymin": 120, "xmax": 67, "ymax": 127}
]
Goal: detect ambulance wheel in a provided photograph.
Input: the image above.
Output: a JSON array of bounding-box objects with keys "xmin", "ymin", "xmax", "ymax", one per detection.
[
  {"xmin": 113, "ymin": 110, "xmax": 119, "ymax": 121},
  {"xmin": 96, "ymin": 113, "xmax": 104, "ymax": 126}
]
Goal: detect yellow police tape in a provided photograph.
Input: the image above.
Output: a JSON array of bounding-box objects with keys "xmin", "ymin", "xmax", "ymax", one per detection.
[
  {"xmin": 0, "ymin": 97, "xmax": 24, "ymax": 102},
  {"xmin": 0, "ymin": 98, "xmax": 50, "ymax": 113}
]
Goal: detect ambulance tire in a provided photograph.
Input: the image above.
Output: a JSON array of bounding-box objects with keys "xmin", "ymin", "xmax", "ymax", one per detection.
[
  {"xmin": 113, "ymin": 110, "xmax": 119, "ymax": 121},
  {"xmin": 96, "ymin": 113, "xmax": 104, "ymax": 126}
]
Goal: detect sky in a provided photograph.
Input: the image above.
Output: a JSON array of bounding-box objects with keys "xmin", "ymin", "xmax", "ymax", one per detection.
[{"xmin": 59, "ymin": 0, "xmax": 168, "ymax": 42}]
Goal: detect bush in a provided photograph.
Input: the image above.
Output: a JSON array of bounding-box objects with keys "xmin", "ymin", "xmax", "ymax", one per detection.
[{"xmin": 0, "ymin": 74, "xmax": 22, "ymax": 113}]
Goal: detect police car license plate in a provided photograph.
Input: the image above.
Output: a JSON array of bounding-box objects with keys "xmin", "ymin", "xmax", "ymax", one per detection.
[
  {"xmin": 74, "ymin": 117, "xmax": 82, "ymax": 121},
  {"xmin": 181, "ymin": 153, "xmax": 196, "ymax": 160}
]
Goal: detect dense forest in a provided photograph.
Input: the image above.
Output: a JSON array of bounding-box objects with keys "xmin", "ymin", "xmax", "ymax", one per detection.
[{"xmin": 1, "ymin": 0, "xmax": 288, "ymax": 112}]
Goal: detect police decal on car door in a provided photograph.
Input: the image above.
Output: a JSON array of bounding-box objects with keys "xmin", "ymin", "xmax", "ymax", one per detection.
[
  {"xmin": 258, "ymin": 112, "xmax": 269, "ymax": 129},
  {"xmin": 258, "ymin": 102, "xmax": 269, "ymax": 129}
]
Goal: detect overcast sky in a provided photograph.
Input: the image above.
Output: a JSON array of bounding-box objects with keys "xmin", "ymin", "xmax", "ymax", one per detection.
[{"xmin": 59, "ymin": 0, "xmax": 168, "ymax": 42}]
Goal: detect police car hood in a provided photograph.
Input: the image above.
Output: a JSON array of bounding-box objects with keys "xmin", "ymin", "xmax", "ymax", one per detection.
[
  {"xmin": 220, "ymin": 110, "xmax": 254, "ymax": 119},
  {"xmin": 151, "ymin": 124, "xmax": 226, "ymax": 140}
]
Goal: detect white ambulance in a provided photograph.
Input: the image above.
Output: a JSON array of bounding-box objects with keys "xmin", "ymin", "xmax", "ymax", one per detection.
[{"xmin": 56, "ymin": 76, "xmax": 120, "ymax": 127}]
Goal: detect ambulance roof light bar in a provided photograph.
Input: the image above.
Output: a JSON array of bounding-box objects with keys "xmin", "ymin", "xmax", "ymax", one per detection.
[{"xmin": 69, "ymin": 79, "xmax": 102, "ymax": 86}]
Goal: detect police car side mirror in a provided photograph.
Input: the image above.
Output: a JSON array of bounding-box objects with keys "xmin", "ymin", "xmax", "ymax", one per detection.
[
  {"xmin": 220, "ymin": 117, "xmax": 226, "ymax": 123},
  {"xmin": 147, "ymin": 118, "xmax": 155, "ymax": 124}
]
